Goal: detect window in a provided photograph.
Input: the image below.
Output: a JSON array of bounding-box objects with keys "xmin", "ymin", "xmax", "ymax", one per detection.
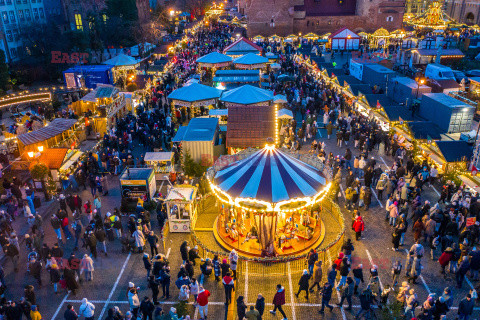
[
  {"xmin": 12, "ymin": 29, "xmax": 17, "ymax": 41},
  {"xmin": 6, "ymin": 0, "xmax": 11, "ymax": 4},
  {"xmin": 22, "ymin": 0, "xmax": 27, "ymax": 3},
  {"xmin": 15, "ymin": 0, "xmax": 20, "ymax": 3},
  {"xmin": 33, "ymin": 7, "xmax": 38, "ymax": 19},
  {"xmin": 6, "ymin": 30, "xmax": 12, "ymax": 42},
  {"xmin": 10, "ymin": 47, "xmax": 16, "ymax": 58},
  {"xmin": 38, "ymin": 7, "xmax": 43, "ymax": 18},
  {"xmin": 386, "ymin": 16, "xmax": 393, "ymax": 21},
  {"xmin": 0, "ymin": 0, "xmax": 5, "ymax": 6},
  {"xmin": 31, "ymin": 0, "xmax": 35, "ymax": 2},
  {"xmin": 17, "ymin": 9, "xmax": 23, "ymax": 21},
  {"xmin": 25, "ymin": 8, "xmax": 30, "ymax": 20},
  {"xmin": 75, "ymin": 13, "xmax": 82, "ymax": 30},
  {"xmin": 2, "ymin": 11, "xmax": 8, "ymax": 23},
  {"xmin": 9, "ymin": 11, "xmax": 14, "ymax": 22}
]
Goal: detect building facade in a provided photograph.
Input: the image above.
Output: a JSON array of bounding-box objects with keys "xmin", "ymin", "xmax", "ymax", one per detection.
[
  {"xmin": 404, "ymin": 0, "xmax": 431, "ymax": 15},
  {"xmin": 445, "ymin": 0, "xmax": 480, "ymax": 25},
  {"xmin": 239, "ymin": 0, "xmax": 406, "ymax": 37},
  {"xmin": 0, "ymin": 0, "xmax": 46, "ymax": 62}
]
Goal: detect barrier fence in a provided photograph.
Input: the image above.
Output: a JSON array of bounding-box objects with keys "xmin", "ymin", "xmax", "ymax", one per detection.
[{"xmin": 191, "ymin": 197, "xmax": 345, "ymax": 276}]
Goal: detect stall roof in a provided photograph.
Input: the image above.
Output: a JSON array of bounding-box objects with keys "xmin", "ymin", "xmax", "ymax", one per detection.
[
  {"xmin": 167, "ymin": 83, "xmax": 222, "ymax": 102},
  {"xmin": 81, "ymin": 85, "xmax": 119, "ymax": 101},
  {"xmin": 436, "ymin": 140, "xmax": 473, "ymax": 162},
  {"xmin": 422, "ymin": 93, "xmax": 470, "ymax": 108},
  {"xmin": 336, "ymin": 75, "xmax": 362, "ymax": 85},
  {"xmin": 363, "ymin": 63, "xmax": 395, "ymax": 74},
  {"xmin": 213, "ymin": 69, "xmax": 260, "ymax": 83},
  {"xmin": 120, "ymin": 167, "xmax": 153, "ymax": 181},
  {"xmin": 144, "ymin": 152, "xmax": 173, "ymax": 162},
  {"xmin": 220, "ymin": 84, "xmax": 274, "ymax": 105},
  {"xmin": 17, "ymin": 118, "xmax": 78, "ymax": 146},
  {"xmin": 364, "ymin": 94, "xmax": 396, "ymax": 108},
  {"xmin": 233, "ymin": 53, "xmax": 269, "ymax": 65},
  {"xmin": 173, "ymin": 117, "xmax": 218, "ymax": 142},
  {"xmin": 383, "ymin": 105, "xmax": 424, "ymax": 122},
  {"xmin": 407, "ymin": 121, "xmax": 444, "ymax": 140},
  {"xmin": 223, "ymin": 37, "xmax": 262, "ymax": 56},
  {"xmin": 391, "ymin": 76, "xmax": 431, "ymax": 90},
  {"xmin": 196, "ymin": 52, "xmax": 233, "ymax": 64},
  {"xmin": 414, "ymin": 48, "xmax": 465, "ymax": 58},
  {"xmin": 209, "ymin": 109, "xmax": 228, "ymax": 116},
  {"xmin": 277, "ymin": 108, "xmax": 293, "ymax": 119},
  {"xmin": 37, "ymin": 148, "xmax": 69, "ymax": 169},
  {"xmin": 273, "ymin": 94, "xmax": 287, "ymax": 103},
  {"xmin": 165, "ymin": 186, "xmax": 195, "ymax": 201},
  {"xmin": 102, "ymin": 53, "xmax": 139, "ymax": 66},
  {"xmin": 349, "ymin": 84, "xmax": 374, "ymax": 96}
]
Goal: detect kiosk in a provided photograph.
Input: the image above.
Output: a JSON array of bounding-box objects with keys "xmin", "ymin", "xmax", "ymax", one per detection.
[
  {"xmin": 144, "ymin": 152, "xmax": 174, "ymax": 180},
  {"xmin": 120, "ymin": 168, "xmax": 156, "ymax": 201},
  {"xmin": 165, "ymin": 185, "xmax": 197, "ymax": 233}
]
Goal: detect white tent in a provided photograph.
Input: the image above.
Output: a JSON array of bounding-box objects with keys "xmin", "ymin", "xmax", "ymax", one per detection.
[
  {"xmin": 329, "ymin": 28, "xmax": 360, "ymax": 50},
  {"xmin": 277, "ymin": 108, "xmax": 293, "ymax": 119}
]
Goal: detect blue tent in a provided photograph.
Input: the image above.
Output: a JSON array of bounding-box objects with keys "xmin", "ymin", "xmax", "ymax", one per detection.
[
  {"xmin": 196, "ymin": 52, "xmax": 233, "ymax": 66},
  {"xmin": 173, "ymin": 118, "xmax": 218, "ymax": 142},
  {"xmin": 167, "ymin": 83, "xmax": 222, "ymax": 103},
  {"xmin": 233, "ymin": 53, "xmax": 269, "ymax": 66},
  {"xmin": 220, "ymin": 85, "xmax": 273, "ymax": 105},
  {"xmin": 213, "ymin": 146, "xmax": 327, "ymax": 203}
]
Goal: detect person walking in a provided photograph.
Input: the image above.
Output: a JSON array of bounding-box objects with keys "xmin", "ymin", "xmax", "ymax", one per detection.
[
  {"xmin": 197, "ymin": 285, "xmax": 210, "ymax": 320},
  {"xmin": 309, "ymin": 261, "xmax": 323, "ymax": 293},
  {"xmin": 337, "ymin": 277, "xmax": 354, "ymax": 310},
  {"xmin": 255, "ymin": 294, "xmax": 265, "ymax": 319},
  {"xmin": 64, "ymin": 304, "xmax": 78, "ymax": 320},
  {"xmin": 133, "ymin": 226, "xmax": 145, "ymax": 253},
  {"xmin": 295, "ymin": 270, "xmax": 311, "ymax": 300},
  {"xmin": 245, "ymin": 305, "xmax": 260, "ymax": 320},
  {"xmin": 352, "ymin": 213, "xmax": 365, "ymax": 241},
  {"xmin": 79, "ymin": 298, "xmax": 95, "ymax": 320},
  {"xmin": 222, "ymin": 272, "xmax": 235, "ymax": 305},
  {"xmin": 319, "ymin": 282, "xmax": 334, "ymax": 314},
  {"xmin": 270, "ymin": 284, "xmax": 287, "ymax": 319},
  {"xmin": 458, "ymin": 293, "xmax": 475, "ymax": 320},
  {"xmin": 229, "ymin": 249, "xmax": 238, "ymax": 280},
  {"xmin": 237, "ymin": 296, "xmax": 247, "ymax": 320},
  {"xmin": 139, "ymin": 296, "xmax": 154, "ymax": 320},
  {"xmin": 80, "ymin": 254, "xmax": 94, "ymax": 281},
  {"xmin": 51, "ymin": 214, "xmax": 62, "ymax": 241},
  {"xmin": 307, "ymin": 249, "xmax": 318, "ymax": 275}
]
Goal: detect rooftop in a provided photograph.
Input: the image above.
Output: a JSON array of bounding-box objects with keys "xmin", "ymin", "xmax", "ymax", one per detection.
[
  {"xmin": 422, "ymin": 93, "xmax": 471, "ymax": 108},
  {"xmin": 173, "ymin": 117, "xmax": 219, "ymax": 142}
]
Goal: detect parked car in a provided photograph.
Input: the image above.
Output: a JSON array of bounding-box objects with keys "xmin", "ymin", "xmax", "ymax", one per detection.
[
  {"xmin": 466, "ymin": 69, "xmax": 480, "ymax": 77},
  {"xmin": 453, "ymin": 70, "xmax": 468, "ymax": 83}
]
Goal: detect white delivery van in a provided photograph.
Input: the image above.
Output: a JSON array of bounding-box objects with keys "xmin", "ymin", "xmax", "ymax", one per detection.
[{"xmin": 425, "ymin": 63, "xmax": 456, "ymax": 81}]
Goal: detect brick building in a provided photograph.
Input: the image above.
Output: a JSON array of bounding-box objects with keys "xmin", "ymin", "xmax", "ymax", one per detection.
[
  {"xmin": 238, "ymin": 0, "xmax": 406, "ymax": 37},
  {"xmin": 445, "ymin": 0, "xmax": 480, "ymax": 25}
]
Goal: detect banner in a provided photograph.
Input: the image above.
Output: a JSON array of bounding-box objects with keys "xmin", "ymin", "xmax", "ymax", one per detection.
[{"xmin": 349, "ymin": 59, "xmax": 363, "ymax": 81}]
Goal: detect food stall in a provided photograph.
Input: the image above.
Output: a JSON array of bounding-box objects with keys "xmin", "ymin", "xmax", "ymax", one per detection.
[
  {"xmin": 120, "ymin": 167, "xmax": 156, "ymax": 202},
  {"xmin": 143, "ymin": 152, "xmax": 174, "ymax": 180},
  {"xmin": 165, "ymin": 185, "xmax": 197, "ymax": 233}
]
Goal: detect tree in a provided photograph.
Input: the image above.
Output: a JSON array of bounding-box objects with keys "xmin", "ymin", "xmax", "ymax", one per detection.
[
  {"xmin": 29, "ymin": 162, "xmax": 51, "ymax": 200},
  {"xmin": 0, "ymin": 50, "xmax": 9, "ymax": 92},
  {"xmin": 105, "ymin": 0, "xmax": 138, "ymax": 22},
  {"xmin": 182, "ymin": 150, "xmax": 206, "ymax": 177}
]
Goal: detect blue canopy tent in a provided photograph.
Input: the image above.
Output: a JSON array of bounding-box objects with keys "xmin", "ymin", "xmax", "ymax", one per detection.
[
  {"xmin": 220, "ymin": 84, "xmax": 273, "ymax": 105},
  {"xmin": 196, "ymin": 52, "xmax": 233, "ymax": 68},
  {"xmin": 167, "ymin": 83, "xmax": 222, "ymax": 107},
  {"xmin": 233, "ymin": 53, "xmax": 269, "ymax": 69}
]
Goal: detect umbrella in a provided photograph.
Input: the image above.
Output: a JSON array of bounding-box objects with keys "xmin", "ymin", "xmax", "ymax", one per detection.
[
  {"xmin": 277, "ymin": 74, "xmax": 295, "ymax": 82},
  {"xmin": 273, "ymin": 94, "xmax": 287, "ymax": 103}
]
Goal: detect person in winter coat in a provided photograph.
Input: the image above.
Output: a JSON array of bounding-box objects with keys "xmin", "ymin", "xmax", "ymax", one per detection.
[
  {"xmin": 143, "ymin": 253, "xmax": 152, "ymax": 278},
  {"xmin": 127, "ymin": 284, "xmax": 141, "ymax": 318},
  {"xmin": 79, "ymin": 298, "xmax": 95, "ymax": 320},
  {"xmin": 148, "ymin": 275, "xmax": 160, "ymax": 305},
  {"xmin": 229, "ymin": 249, "xmax": 238, "ymax": 279},
  {"xmin": 352, "ymin": 213, "xmax": 365, "ymax": 241},
  {"xmin": 341, "ymin": 239, "xmax": 354, "ymax": 262},
  {"xmin": 327, "ymin": 263, "xmax": 337, "ymax": 287},
  {"xmin": 458, "ymin": 294, "xmax": 474, "ymax": 320},
  {"xmin": 50, "ymin": 263, "xmax": 61, "ymax": 293},
  {"xmin": 337, "ymin": 277, "xmax": 354, "ymax": 310},
  {"xmin": 212, "ymin": 254, "xmax": 221, "ymax": 281},
  {"xmin": 180, "ymin": 241, "xmax": 189, "ymax": 264},
  {"xmin": 388, "ymin": 201, "xmax": 398, "ymax": 226},
  {"xmin": 188, "ymin": 246, "xmax": 200, "ymax": 266},
  {"xmin": 439, "ymin": 247, "xmax": 453, "ymax": 275},
  {"xmin": 189, "ymin": 278, "xmax": 199, "ymax": 303},
  {"xmin": 140, "ymin": 296, "xmax": 155, "ymax": 320},
  {"xmin": 456, "ymin": 256, "xmax": 471, "ymax": 289},
  {"xmin": 30, "ymin": 305, "xmax": 41, "ymax": 320},
  {"xmin": 133, "ymin": 226, "xmax": 145, "ymax": 253},
  {"xmin": 408, "ymin": 256, "xmax": 422, "ymax": 284},
  {"xmin": 307, "ymin": 249, "xmax": 318, "ymax": 275},
  {"xmin": 413, "ymin": 219, "xmax": 425, "ymax": 243},
  {"xmin": 319, "ymin": 282, "xmax": 334, "ymax": 314},
  {"xmin": 64, "ymin": 266, "xmax": 79, "ymax": 295},
  {"xmin": 147, "ymin": 231, "xmax": 159, "ymax": 257},
  {"xmin": 220, "ymin": 259, "xmax": 230, "ymax": 278},
  {"xmin": 310, "ymin": 260, "xmax": 323, "ymax": 292},
  {"xmin": 270, "ymin": 284, "xmax": 287, "ymax": 319},
  {"xmin": 80, "ymin": 254, "xmax": 94, "ymax": 281},
  {"xmin": 255, "ymin": 293, "xmax": 265, "ymax": 319},
  {"xmin": 222, "ymin": 272, "xmax": 235, "ymax": 305},
  {"xmin": 197, "ymin": 286, "xmax": 210, "ymax": 320},
  {"xmin": 237, "ymin": 296, "xmax": 247, "ymax": 320},
  {"xmin": 295, "ymin": 269, "xmax": 311, "ymax": 300},
  {"xmin": 64, "ymin": 304, "xmax": 78, "ymax": 320}
]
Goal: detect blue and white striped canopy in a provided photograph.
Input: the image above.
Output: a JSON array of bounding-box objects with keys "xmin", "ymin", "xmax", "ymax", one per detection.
[{"xmin": 214, "ymin": 147, "xmax": 327, "ymax": 204}]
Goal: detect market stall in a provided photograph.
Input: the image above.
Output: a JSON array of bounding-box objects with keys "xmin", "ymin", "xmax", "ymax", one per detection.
[
  {"xmin": 233, "ymin": 53, "xmax": 269, "ymax": 70},
  {"xmin": 165, "ymin": 185, "xmax": 198, "ymax": 233},
  {"xmin": 120, "ymin": 167, "xmax": 156, "ymax": 202},
  {"xmin": 144, "ymin": 152, "xmax": 174, "ymax": 180}
]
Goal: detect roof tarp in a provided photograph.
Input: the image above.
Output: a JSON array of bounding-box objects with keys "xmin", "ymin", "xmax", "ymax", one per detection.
[
  {"xmin": 436, "ymin": 140, "xmax": 473, "ymax": 162},
  {"xmin": 220, "ymin": 84, "xmax": 273, "ymax": 105},
  {"xmin": 209, "ymin": 109, "xmax": 228, "ymax": 116},
  {"xmin": 233, "ymin": 53, "xmax": 269, "ymax": 65},
  {"xmin": 277, "ymin": 108, "xmax": 293, "ymax": 119},
  {"xmin": 174, "ymin": 118, "xmax": 218, "ymax": 142},
  {"xmin": 408, "ymin": 121, "xmax": 444, "ymax": 140},
  {"xmin": 144, "ymin": 152, "xmax": 173, "ymax": 162},
  {"xmin": 196, "ymin": 52, "xmax": 233, "ymax": 64},
  {"xmin": 102, "ymin": 53, "xmax": 139, "ymax": 66},
  {"xmin": 167, "ymin": 83, "xmax": 222, "ymax": 102},
  {"xmin": 223, "ymin": 37, "xmax": 262, "ymax": 55},
  {"xmin": 172, "ymin": 126, "xmax": 188, "ymax": 142}
]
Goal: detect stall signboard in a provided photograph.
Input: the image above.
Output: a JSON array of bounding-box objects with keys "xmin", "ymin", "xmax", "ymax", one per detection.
[
  {"xmin": 349, "ymin": 59, "xmax": 363, "ymax": 81},
  {"xmin": 170, "ymin": 219, "xmax": 191, "ymax": 232},
  {"xmin": 467, "ymin": 217, "xmax": 476, "ymax": 227},
  {"xmin": 122, "ymin": 184, "xmax": 148, "ymax": 199},
  {"xmin": 148, "ymin": 171, "xmax": 156, "ymax": 199}
]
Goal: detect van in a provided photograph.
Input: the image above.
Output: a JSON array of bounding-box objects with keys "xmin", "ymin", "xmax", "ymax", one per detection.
[{"xmin": 425, "ymin": 63, "xmax": 456, "ymax": 81}]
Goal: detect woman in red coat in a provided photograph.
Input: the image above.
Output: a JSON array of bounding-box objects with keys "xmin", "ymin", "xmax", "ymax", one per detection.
[
  {"xmin": 352, "ymin": 214, "xmax": 365, "ymax": 241},
  {"xmin": 270, "ymin": 284, "xmax": 287, "ymax": 319},
  {"xmin": 438, "ymin": 247, "xmax": 453, "ymax": 276}
]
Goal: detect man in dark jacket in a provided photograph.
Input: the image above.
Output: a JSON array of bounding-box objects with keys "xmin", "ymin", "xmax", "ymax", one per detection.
[
  {"xmin": 337, "ymin": 277, "xmax": 354, "ymax": 310},
  {"xmin": 5, "ymin": 301, "xmax": 23, "ymax": 320},
  {"xmin": 139, "ymin": 296, "xmax": 155, "ymax": 320},
  {"xmin": 188, "ymin": 246, "xmax": 200, "ymax": 266},
  {"xmin": 319, "ymin": 282, "xmax": 333, "ymax": 314},
  {"xmin": 19, "ymin": 297, "xmax": 31, "ymax": 320},
  {"xmin": 295, "ymin": 270, "xmax": 311, "ymax": 300},
  {"xmin": 458, "ymin": 294, "xmax": 474, "ymax": 320},
  {"xmin": 255, "ymin": 294, "xmax": 265, "ymax": 319},
  {"xmin": 4, "ymin": 243, "xmax": 19, "ymax": 272},
  {"xmin": 180, "ymin": 241, "xmax": 188, "ymax": 264},
  {"xmin": 64, "ymin": 304, "xmax": 78, "ymax": 320},
  {"xmin": 307, "ymin": 249, "xmax": 318, "ymax": 275}
]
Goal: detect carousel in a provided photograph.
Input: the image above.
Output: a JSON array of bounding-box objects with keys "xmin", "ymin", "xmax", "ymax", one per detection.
[{"xmin": 207, "ymin": 142, "xmax": 331, "ymax": 257}]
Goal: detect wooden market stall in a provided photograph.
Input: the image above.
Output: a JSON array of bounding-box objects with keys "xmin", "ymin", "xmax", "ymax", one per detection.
[
  {"xmin": 17, "ymin": 118, "xmax": 79, "ymax": 155},
  {"xmin": 165, "ymin": 185, "xmax": 197, "ymax": 233},
  {"xmin": 144, "ymin": 152, "xmax": 175, "ymax": 180},
  {"xmin": 120, "ymin": 167, "xmax": 156, "ymax": 202}
]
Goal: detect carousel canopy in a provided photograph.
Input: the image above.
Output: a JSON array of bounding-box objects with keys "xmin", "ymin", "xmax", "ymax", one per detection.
[
  {"xmin": 233, "ymin": 53, "xmax": 269, "ymax": 65},
  {"xmin": 213, "ymin": 146, "xmax": 327, "ymax": 203},
  {"xmin": 167, "ymin": 83, "xmax": 222, "ymax": 102},
  {"xmin": 220, "ymin": 84, "xmax": 273, "ymax": 105},
  {"xmin": 102, "ymin": 53, "xmax": 139, "ymax": 67},
  {"xmin": 196, "ymin": 52, "xmax": 233, "ymax": 65}
]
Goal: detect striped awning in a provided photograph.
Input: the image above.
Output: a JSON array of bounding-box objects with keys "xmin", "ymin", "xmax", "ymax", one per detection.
[{"xmin": 213, "ymin": 147, "xmax": 327, "ymax": 204}]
